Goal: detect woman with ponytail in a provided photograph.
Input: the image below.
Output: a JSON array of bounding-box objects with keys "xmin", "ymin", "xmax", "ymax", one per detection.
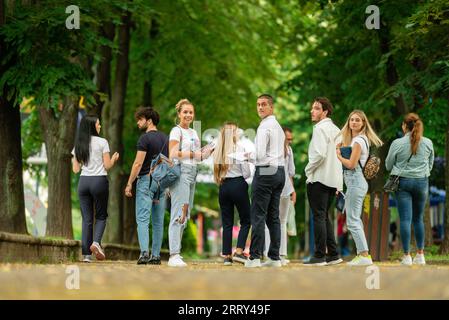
[{"xmin": 386, "ymin": 113, "xmax": 434, "ymax": 266}]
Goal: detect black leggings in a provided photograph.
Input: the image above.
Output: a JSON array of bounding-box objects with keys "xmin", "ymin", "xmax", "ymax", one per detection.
[
  {"xmin": 78, "ymin": 176, "xmax": 109, "ymax": 255},
  {"xmin": 219, "ymin": 177, "xmax": 251, "ymax": 255}
]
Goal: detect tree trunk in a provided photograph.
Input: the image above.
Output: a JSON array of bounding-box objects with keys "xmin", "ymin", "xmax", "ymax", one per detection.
[
  {"xmin": 39, "ymin": 101, "xmax": 78, "ymax": 239},
  {"xmin": 91, "ymin": 22, "xmax": 115, "ymax": 117},
  {"xmin": 103, "ymin": 10, "xmax": 132, "ymax": 244},
  {"xmin": 0, "ymin": 0, "xmax": 27, "ymax": 234},
  {"xmin": 440, "ymin": 101, "xmax": 449, "ymax": 254},
  {"xmin": 142, "ymin": 18, "xmax": 159, "ymax": 107},
  {"xmin": 0, "ymin": 96, "xmax": 27, "ymax": 234},
  {"xmin": 377, "ymin": 24, "xmax": 409, "ymax": 116}
]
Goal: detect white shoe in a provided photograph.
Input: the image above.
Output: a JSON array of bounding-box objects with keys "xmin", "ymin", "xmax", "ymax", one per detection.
[
  {"xmin": 413, "ymin": 253, "xmax": 426, "ymax": 265},
  {"xmin": 347, "ymin": 255, "xmax": 373, "ymax": 266},
  {"xmin": 280, "ymin": 257, "xmax": 290, "ymax": 266},
  {"xmin": 262, "ymin": 258, "xmax": 282, "ymax": 268},
  {"xmin": 82, "ymin": 255, "xmax": 92, "ymax": 263},
  {"xmin": 244, "ymin": 259, "xmax": 261, "ymax": 268},
  {"xmin": 168, "ymin": 254, "xmax": 187, "ymax": 267},
  {"xmin": 401, "ymin": 254, "xmax": 413, "ymax": 266},
  {"xmin": 90, "ymin": 242, "xmax": 105, "ymax": 260}
]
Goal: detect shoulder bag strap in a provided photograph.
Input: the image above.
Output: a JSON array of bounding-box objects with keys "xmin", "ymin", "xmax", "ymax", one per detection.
[{"xmin": 358, "ymin": 136, "xmax": 369, "ymax": 170}]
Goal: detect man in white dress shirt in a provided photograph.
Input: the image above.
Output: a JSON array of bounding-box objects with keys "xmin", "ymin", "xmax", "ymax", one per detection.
[
  {"xmin": 304, "ymin": 97, "xmax": 343, "ymax": 266},
  {"xmin": 245, "ymin": 94, "xmax": 286, "ymax": 268}
]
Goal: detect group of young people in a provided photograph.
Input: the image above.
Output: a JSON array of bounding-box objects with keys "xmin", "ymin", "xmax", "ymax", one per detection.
[{"xmin": 72, "ymin": 94, "xmax": 434, "ymax": 267}]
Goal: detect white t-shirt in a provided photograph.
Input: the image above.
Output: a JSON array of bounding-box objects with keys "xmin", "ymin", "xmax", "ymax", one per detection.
[
  {"xmin": 351, "ymin": 135, "xmax": 369, "ymax": 168},
  {"xmin": 225, "ymin": 142, "xmax": 251, "ymax": 179},
  {"xmin": 72, "ymin": 136, "xmax": 110, "ymax": 176},
  {"xmin": 169, "ymin": 126, "xmax": 201, "ymax": 165}
]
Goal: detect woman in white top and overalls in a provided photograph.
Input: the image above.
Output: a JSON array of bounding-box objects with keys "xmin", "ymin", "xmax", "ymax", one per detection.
[
  {"xmin": 213, "ymin": 123, "xmax": 252, "ymax": 266},
  {"xmin": 167, "ymin": 99, "xmax": 213, "ymax": 267},
  {"xmin": 336, "ymin": 110, "xmax": 383, "ymax": 266}
]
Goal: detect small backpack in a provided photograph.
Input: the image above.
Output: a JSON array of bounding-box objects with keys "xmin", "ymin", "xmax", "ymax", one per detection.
[
  {"xmin": 149, "ymin": 128, "xmax": 182, "ymax": 198},
  {"xmin": 358, "ymin": 136, "xmax": 381, "ymax": 180}
]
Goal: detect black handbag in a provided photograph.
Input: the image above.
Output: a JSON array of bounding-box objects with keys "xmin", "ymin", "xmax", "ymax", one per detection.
[{"xmin": 384, "ymin": 154, "xmax": 413, "ymax": 193}]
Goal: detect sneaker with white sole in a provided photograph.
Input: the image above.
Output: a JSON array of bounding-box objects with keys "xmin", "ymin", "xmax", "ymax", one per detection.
[
  {"xmin": 326, "ymin": 255, "xmax": 343, "ymax": 266},
  {"xmin": 280, "ymin": 256, "xmax": 290, "ymax": 266},
  {"xmin": 401, "ymin": 254, "xmax": 413, "ymax": 266},
  {"xmin": 413, "ymin": 253, "xmax": 426, "ymax": 265},
  {"xmin": 232, "ymin": 253, "xmax": 248, "ymax": 264},
  {"xmin": 262, "ymin": 258, "xmax": 282, "ymax": 268},
  {"xmin": 347, "ymin": 255, "xmax": 373, "ymax": 266},
  {"xmin": 168, "ymin": 254, "xmax": 187, "ymax": 267},
  {"xmin": 90, "ymin": 242, "xmax": 105, "ymax": 261},
  {"xmin": 303, "ymin": 256, "xmax": 327, "ymax": 266},
  {"xmin": 82, "ymin": 255, "xmax": 92, "ymax": 263},
  {"xmin": 244, "ymin": 258, "xmax": 261, "ymax": 268}
]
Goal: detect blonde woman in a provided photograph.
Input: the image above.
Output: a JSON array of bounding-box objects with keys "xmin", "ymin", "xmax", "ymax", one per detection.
[
  {"xmin": 213, "ymin": 123, "xmax": 251, "ymax": 266},
  {"xmin": 167, "ymin": 99, "xmax": 212, "ymax": 267},
  {"xmin": 336, "ymin": 110, "xmax": 383, "ymax": 266}
]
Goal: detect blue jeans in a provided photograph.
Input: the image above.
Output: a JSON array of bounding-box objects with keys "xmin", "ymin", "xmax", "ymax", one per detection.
[
  {"xmin": 343, "ymin": 167, "xmax": 369, "ymax": 254},
  {"xmin": 395, "ymin": 177, "xmax": 428, "ymax": 253},
  {"xmin": 168, "ymin": 164, "xmax": 197, "ymax": 255},
  {"xmin": 136, "ymin": 175, "xmax": 166, "ymax": 256}
]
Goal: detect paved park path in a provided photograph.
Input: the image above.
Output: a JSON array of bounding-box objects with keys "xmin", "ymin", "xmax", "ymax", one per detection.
[{"xmin": 1, "ymin": 260, "xmax": 449, "ymax": 299}]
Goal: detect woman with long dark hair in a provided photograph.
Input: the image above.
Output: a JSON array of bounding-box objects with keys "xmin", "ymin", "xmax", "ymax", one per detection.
[
  {"xmin": 72, "ymin": 115, "xmax": 119, "ymax": 263},
  {"xmin": 386, "ymin": 113, "xmax": 434, "ymax": 266}
]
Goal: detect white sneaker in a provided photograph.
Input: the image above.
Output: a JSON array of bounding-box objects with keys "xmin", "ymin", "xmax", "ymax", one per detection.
[
  {"xmin": 244, "ymin": 258, "xmax": 261, "ymax": 268},
  {"xmin": 401, "ymin": 254, "xmax": 413, "ymax": 266},
  {"xmin": 413, "ymin": 253, "xmax": 426, "ymax": 265},
  {"xmin": 347, "ymin": 255, "xmax": 373, "ymax": 266},
  {"xmin": 90, "ymin": 242, "xmax": 105, "ymax": 260},
  {"xmin": 280, "ymin": 257, "xmax": 290, "ymax": 266},
  {"xmin": 262, "ymin": 258, "xmax": 282, "ymax": 268},
  {"xmin": 82, "ymin": 255, "xmax": 92, "ymax": 263},
  {"xmin": 168, "ymin": 254, "xmax": 187, "ymax": 267}
]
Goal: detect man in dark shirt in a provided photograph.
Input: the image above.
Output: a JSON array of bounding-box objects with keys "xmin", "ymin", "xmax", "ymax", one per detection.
[{"xmin": 125, "ymin": 107, "xmax": 168, "ymax": 265}]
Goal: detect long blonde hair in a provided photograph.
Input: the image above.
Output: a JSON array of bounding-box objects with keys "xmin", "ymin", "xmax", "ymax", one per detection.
[
  {"xmin": 213, "ymin": 122, "xmax": 238, "ymax": 185},
  {"xmin": 339, "ymin": 110, "xmax": 383, "ymax": 147}
]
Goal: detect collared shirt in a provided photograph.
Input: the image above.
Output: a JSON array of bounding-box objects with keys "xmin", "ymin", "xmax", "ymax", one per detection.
[
  {"xmin": 225, "ymin": 142, "xmax": 251, "ymax": 179},
  {"xmin": 305, "ymin": 118, "xmax": 343, "ymax": 191},
  {"xmin": 253, "ymin": 115, "xmax": 285, "ymax": 167},
  {"xmin": 385, "ymin": 133, "xmax": 434, "ymax": 178}
]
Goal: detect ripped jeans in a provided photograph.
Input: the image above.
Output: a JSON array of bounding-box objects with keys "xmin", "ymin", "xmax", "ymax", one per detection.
[{"xmin": 168, "ymin": 164, "xmax": 197, "ymax": 255}]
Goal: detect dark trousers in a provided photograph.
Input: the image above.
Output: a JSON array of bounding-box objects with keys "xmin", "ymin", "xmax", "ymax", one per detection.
[
  {"xmin": 307, "ymin": 182, "xmax": 338, "ymax": 259},
  {"xmin": 249, "ymin": 166, "xmax": 285, "ymax": 260},
  {"xmin": 219, "ymin": 176, "xmax": 251, "ymax": 255},
  {"xmin": 78, "ymin": 176, "xmax": 109, "ymax": 255}
]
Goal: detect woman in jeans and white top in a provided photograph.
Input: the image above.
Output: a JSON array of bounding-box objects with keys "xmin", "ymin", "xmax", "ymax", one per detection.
[
  {"xmin": 213, "ymin": 123, "xmax": 252, "ymax": 266},
  {"xmin": 386, "ymin": 113, "xmax": 434, "ymax": 266},
  {"xmin": 264, "ymin": 127, "xmax": 296, "ymax": 266},
  {"xmin": 336, "ymin": 110, "xmax": 383, "ymax": 266},
  {"xmin": 72, "ymin": 115, "xmax": 119, "ymax": 263},
  {"xmin": 168, "ymin": 99, "xmax": 213, "ymax": 267}
]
